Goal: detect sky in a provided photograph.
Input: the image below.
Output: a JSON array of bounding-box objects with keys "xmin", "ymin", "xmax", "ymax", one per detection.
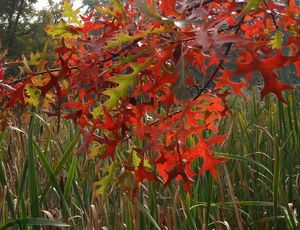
[{"xmin": 34, "ymin": 0, "xmax": 83, "ymax": 11}]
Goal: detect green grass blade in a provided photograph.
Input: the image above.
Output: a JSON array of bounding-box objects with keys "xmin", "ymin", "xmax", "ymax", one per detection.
[
  {"xmin": 0, "ymin": 218, "xmax": 69, "ymax": 230},
  {"xmin": 214, "ymin": 152, "xmax": 273, "ymax": 176},
  {"xmin": 40, "ymin": 132, "xmax": 80, "ymax": 202},
  {"xmin": 134, "ymin": 200, "xmax": 162, "ymax": 230},
  {"xmin": 0, "ymin": 161, "xmax": 17, "ymax": 225},
  {"xmin": 0, "ymin": 132, "xmax": 5, "ymax": 144},
  {"xmin": 14, "ymin": 158, "xmax": 28, "ymax": 230},
  {"xmin": 205, "ymin": 172, "xmax": 212, "ymax": 229},
  {"xmin": 254, "ymin": 215, "xmax": 285, "ymax": 224},
  {"xmin": 273, "ymin": 145, "xmax": 280, "ymax": 229},
  {"xmin": 33, "ymin": 140, "xmax": 74, "ymax": 225},
  {"xmin": 18, "ymin": 158, "xmax": 28, "ymax": 193},
  {"xmin": 190, "ymin": 201, "xmax": 285, "ymax": 210},
  {"xmin": 72, "ymin": 180, "xmax": 88, "ymax": 223},
  {"xmin": 64, "ymin": 156, "xmax": 77, "ymax": 200},
  {"xmin": 139, "ymin": 190, "xmax": 145, "ymax": 229},
  {"xmin": 27, "ymin": 116, "xmax": 40, "ymax": 227},
  {"xmin": 34, "ymin": 114, "xmax": 64, "ymax": 152}
]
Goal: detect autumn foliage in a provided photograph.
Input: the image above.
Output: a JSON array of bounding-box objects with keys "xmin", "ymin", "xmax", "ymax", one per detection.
[{"xmin": 0, "ymin": 0, "xmax": 299, "ymax": 194}]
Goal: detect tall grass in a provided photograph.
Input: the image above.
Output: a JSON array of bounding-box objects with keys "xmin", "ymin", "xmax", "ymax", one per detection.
[{"xmin": 0, "ymin": 88, "xmax": 299, "ymax": 229}]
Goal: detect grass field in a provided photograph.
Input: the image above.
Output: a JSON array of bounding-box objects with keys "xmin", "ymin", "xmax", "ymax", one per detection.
[{"xmin": 0, "ymin": 87, "xmax": 299, "ymax": 229}]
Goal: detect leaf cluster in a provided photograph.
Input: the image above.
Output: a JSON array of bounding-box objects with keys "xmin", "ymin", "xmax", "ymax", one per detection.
[{"xmin": 0, "ymin": 0, "xmax": 299, "ymax": 195}]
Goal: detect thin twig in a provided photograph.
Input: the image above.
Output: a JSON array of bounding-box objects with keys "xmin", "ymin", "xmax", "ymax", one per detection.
[
  {"xmin": 263, "ymin": 0, "xmax": 278, "ymax": 29},
  {"xmin": 8, "ymin": 37, "xmax": 143, "ymax": 85},
  {"xmin": 144, "ymin": 15, "xmax": 245, "ymax": 127},
  {"xmin": 193, "ymin": 15, "xmax": 245, "ymax": 101},
  {"xmin": 10, "ymin": 66, "xmax": 78, "ymax": 84}
]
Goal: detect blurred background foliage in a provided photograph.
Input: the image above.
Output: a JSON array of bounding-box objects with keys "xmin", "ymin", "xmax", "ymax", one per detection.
[{"xmin": 0, "ymin": 0, "xmax": 62, "ymax": 58}]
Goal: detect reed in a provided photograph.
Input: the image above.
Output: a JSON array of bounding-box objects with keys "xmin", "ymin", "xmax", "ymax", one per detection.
[{"xmin": 0, "ymin": 88, "xmax": 299, "ymax": 229}]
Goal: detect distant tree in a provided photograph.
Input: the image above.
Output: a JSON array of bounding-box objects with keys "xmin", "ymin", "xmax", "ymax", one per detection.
[
  {"xmin": 47, "ymin": 0, "xmax": 63, "ymax": 23},
  {"xmin": 0, "ymin": 0, "xmax": 62, "ymax": 59},
  {"xmin": 0, "ymin": 0, "xmax": 37, "ymax": 57}
]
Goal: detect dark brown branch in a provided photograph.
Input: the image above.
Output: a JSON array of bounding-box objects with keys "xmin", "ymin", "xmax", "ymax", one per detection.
[
  {"xmin": 10, "ymin": 66, "xmax": 78, "ymax": 84},
  {"xmin": 192, "ymin": 15, "xmax": 245, "ymax": 101},
  {"xmin": 144, "ymin": 15, "xmax": 245, "ymax": 128},
  {"xmin": 8, "ymin": 37, "xmax": 144, "ymax": 85},
  {"xmin": 263, "ymin": 0, "xmax": 278, "ymax": 29}
]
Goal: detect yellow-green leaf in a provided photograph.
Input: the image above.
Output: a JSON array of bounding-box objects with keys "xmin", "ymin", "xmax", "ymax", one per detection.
[
  {"xmin": 46, "ymin": 21, "xmax": 78, "ymax": 38},
  {"xmin": 62, "ymin": 0, "xmax": 81, "ymax": 25},
  {"xmin": 24, "ymin": 84, "xmax": 41, "ymax": 107},
  {"xmin": 106, "ymin": 33, "xmax": 146, "ymax": 49},
  {"xmin": 94, "ymin": 163, "xmax": 115, "ymax": 199},
  {"xmin": 32, "ymin": 74, "xmax": 51, "ymax": 87},
  {"xmin": 43, "ymin": 92, "xmax": 57, "ymax": 110},
  {"xmin": 22, "ymin": 42, "xmax": 49, "ymax": 73},
  {"xmin": 27, "ymin": 52, "xmax": 41, "ymax": 66},
  {"xmin": 91, "ymin": 105, "xmax": 103, "ymax": 119},
  {"xmin": 97, "ymin": 6, "xmax": 117, "ymax": 18},
  {"xmin": 132, "ymin": 151, "xmax": 151, "ymax": 169},
  {"xmin": 111, "ymin": 0, "xmax": 125, "ymax": 15},
  {"xmin": 106, "ymin": 26, "xmax": 167, "ymax": 49},
  {"xmin": 97, "ymin": 0, "xmax": 125, "ymax": 18},
  {"xmin": 268, "ymin": 31, "xmax": 284, "ymax": 49},
  {"xmin": 289, "ymin": 24, "xmax": 300, "ymax": 37},
  {"xmin": 89, "ymin": 141, "xmax": 105, "ymax": 158},
  {"xmin": 37, "ymin": 41, "xmax": 49, "ymax": 72},
  {"xmin": 103, "ymin": 60, "xmax": 151, "ymax": 109}
]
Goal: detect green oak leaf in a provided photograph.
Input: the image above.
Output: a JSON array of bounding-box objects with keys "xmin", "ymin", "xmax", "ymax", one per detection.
[
  {"xmin": 103, "ymin": 59, "xmax": 151, "ymax": 109},
  {"xmin": 106, "ymin": 26, "xmax": 166, "ymax": 49},
  {"xmin": 46, "ymin": 20, "xmax": 78, "ymax": 38},
  {"xmin": 62, "ymin": 0, "xmax": 81, "ymax": 25},
  {"xmin": 94, "ymin": 163, "xmax": 115, "ymax": 200},
  {"xmin": 24, "ymin": 84, "xmax": 41, "ymax": 108},
  {"xmin": 268, "ymin": 31, "xmax": 283, "ymax": 49}
]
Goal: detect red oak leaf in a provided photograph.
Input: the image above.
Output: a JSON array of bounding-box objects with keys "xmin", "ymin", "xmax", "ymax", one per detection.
[{"xmin": 160, "ymin": 0, "xmax": 180, "ymax": 17}]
